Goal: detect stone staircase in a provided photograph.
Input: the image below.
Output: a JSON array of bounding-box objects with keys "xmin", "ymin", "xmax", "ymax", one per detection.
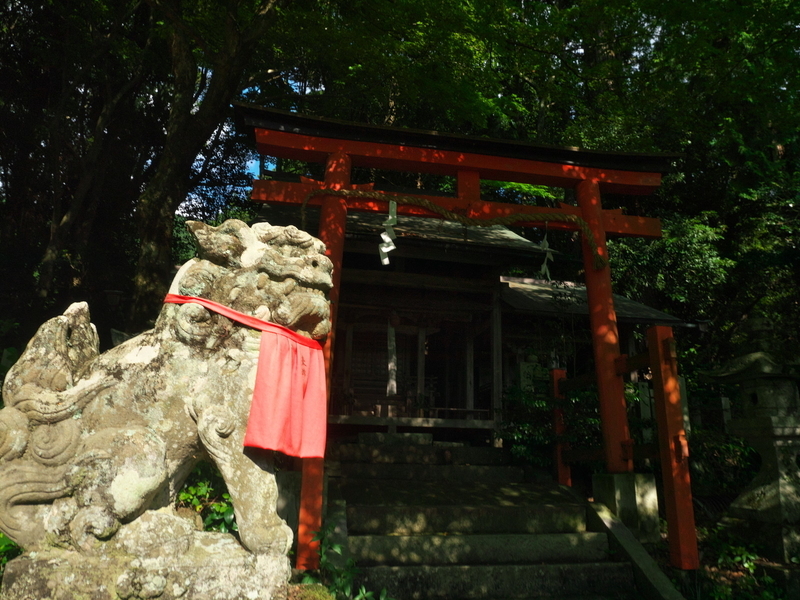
[{"xmin": 326, "ymin": 433, "xmax": 639, "ymax": 600}]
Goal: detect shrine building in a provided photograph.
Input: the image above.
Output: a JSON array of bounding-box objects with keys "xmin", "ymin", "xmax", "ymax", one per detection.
[{"xmin": 234, "ymin": 103, "xmax": 698, "ymax": 573}]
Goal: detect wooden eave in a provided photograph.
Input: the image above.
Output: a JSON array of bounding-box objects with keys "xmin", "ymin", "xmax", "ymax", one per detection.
[{"xmin": 500, "ymin": 277, "xmax": 685, "ymax": 326}]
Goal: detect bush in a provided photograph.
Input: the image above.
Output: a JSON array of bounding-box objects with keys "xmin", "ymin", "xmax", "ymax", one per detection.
[
  {"xmin": 0, "ymin": 533, "xmax": 21, "ymax": 586},
  {"xmin": 176, "ymin": 462, "xmax": 238, "ymax": 534},
  {"xmin": 688, "ymin": 430, "xmax": 760, "ymax": 499},
  {"xmin": 663, "ymin": 525, "xmax": 788, "ymax": 600}
]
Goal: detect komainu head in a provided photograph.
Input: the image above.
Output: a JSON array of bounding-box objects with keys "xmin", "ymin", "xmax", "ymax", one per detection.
[{"xmin": 174, "ymin": 219, "xmax": 333, "ymax": 339}]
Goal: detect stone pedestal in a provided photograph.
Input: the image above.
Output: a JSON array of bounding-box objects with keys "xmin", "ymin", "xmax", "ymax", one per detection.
[
  {"xmin": 1, "ymin": 511, "xmax": 290, "ymax": 600},
  {"xmin": 592, "ymin": 473, "xmax": 660, "ymax": 543},
  {"xmin": 727, "ymin": 414, "xmax": 800, "ymax": 564}
]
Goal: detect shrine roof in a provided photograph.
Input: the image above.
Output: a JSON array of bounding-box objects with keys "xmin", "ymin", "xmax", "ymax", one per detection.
[
  {"xmin": 345, "ymin": 211, "xmax": 545, "ymax": 256},
  {"xmin": 501, "ymin": 277, "xmax": 684, "ymax": 326},
  {"xmin": 256, "ymin": 202, "xmax": 547, "ymax": 264},
  {"xmin": 235, "ymin": 103, "xmax": 679, "ymax": 175}
]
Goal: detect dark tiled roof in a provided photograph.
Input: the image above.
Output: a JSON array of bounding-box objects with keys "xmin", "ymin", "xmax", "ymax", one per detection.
[
  {"xmin": 257, "ymin": 203, "xmax": 548, "ymax": 259},
  {"xmin": 501, "ymin": 277, "xmax": 683, "ymax": 326}
]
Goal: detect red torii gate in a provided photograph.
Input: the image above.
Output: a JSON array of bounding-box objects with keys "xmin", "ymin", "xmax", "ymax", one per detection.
[{"xmin": 235, "ymin": 104, "xmax": 698, "ymax": 572}]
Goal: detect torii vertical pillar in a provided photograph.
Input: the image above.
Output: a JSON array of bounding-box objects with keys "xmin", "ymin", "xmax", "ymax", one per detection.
[
  {"xmin": 296, "ymin": 153, "xmax": 350, "ymax": 570},
  {"xmin": 576, "ymin": 179, "xmax": 633, "ymax": 474},
  {"xmin": 649, "ymin": 325, "xmax": 699, "ymax": 569}
]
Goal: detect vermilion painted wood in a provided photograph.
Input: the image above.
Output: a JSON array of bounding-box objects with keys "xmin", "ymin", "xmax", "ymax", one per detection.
[
  {"xmin": 296, "ymin": 457, "xmax": 324, "ymax": 570},
  {"xmin": 550, "ymin": 368, "xmax": 571, "ymax": 487},
  {"xmin": 647, "ymin": 326, "xmax": 699, "ymax": 570},
  {"xmin": 457, "ymin": 170, "xmax": 482, "ymax": 203},
  {"xmin": 318, "ymin": 187, "xmax": 349, "ymax": 391},
  {"xmin": 250, "ymin": 180, "xmax": 662, "ymax": 238},
  {"xmin": 296, "ymin": 154, "xmax": 351, "ymax": 571},
  {"xmin": 253, "ymin": 129, "xmax": 663, "ymax": 192},
  {"xmin": 576, "ymin": 179, "xmax": 633, "ymax": 474},
  {"xmin": 317, "ymin": 153, "xmax": 351, "ymax": 315}
]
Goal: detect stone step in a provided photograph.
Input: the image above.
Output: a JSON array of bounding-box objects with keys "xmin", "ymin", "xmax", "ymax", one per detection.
[
  {"xmin": 355, "ymin": 562, "xmax": 636, "ymax": 600},
  {"xmin": 339, "ymin": 480, "xmax": 581, "ymax": 507},
  {"xmin": 480, "ymin": 596, "xmax": 637, "ymax": 600},
  {"xmin": 332, "ymin": 443, "xmax": 511, "ymax": 466},
  {"xmin": 348, "ymin": 532, "xmax": 609, "ymax": 566},
  {"xmin": 339, "ymin": 463, "xmax": 525, "ymax": 483},
  {"xmin": 346, "ymin": 503, "xmax": 587, "ymax": 535},
  {"xmin": 419, "ymin": 596, "xmax": 637, "ymax": 600}
]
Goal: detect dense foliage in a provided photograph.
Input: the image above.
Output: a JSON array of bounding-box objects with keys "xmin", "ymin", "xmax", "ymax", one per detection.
[{"xmin": 2, "ymin": 0, "xmax": 797, "ymax": 365}]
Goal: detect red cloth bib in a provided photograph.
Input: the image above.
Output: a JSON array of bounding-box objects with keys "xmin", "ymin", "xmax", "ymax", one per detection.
[{"xmin": 164, "ymin": 294, "xmax": 327, "ymax": 458}]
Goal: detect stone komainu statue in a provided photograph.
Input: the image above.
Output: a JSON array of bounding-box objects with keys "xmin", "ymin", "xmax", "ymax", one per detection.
[{"xmin": 0, "ymin": 220, "xmax": 332, "ymax": 600}]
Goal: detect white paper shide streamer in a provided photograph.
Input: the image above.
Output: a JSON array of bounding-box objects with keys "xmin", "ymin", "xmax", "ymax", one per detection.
[{"xmin": 379, "ymin": 200, "xmax": 398, "ymax": 265}]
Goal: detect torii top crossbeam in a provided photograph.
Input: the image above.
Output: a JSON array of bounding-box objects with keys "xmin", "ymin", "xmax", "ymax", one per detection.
[
  {"xmin": 236, "ymin": 104, "xmax": 674, "ymax": 237},
  {"xmin": 234, "ymin": 103, "xmax": 688, "ymax": 570}
]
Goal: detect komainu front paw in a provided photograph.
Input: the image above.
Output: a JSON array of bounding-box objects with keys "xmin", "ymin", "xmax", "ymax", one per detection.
[
  {"xmin": 69, "ymin": 505, "xmax": 120, "ymax": 552},
  {"xmin": 240, "ymin": 521, "xmax": 293, "ymax": 555}
]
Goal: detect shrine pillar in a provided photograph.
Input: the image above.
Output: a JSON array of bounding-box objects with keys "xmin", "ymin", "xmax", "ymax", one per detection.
[
  {"xmin": 648, "ymin": 325, "xmax": 699, "ymax": 569},
  {"xmin": 296, "ymin": 152, "xmax": 350, "ymax": 570},
  {"xmin": 576, "ymin": 179, "xmax": 633, "ymax": 474},
  {"xmin": 318, "ymin": 152, "xmax": 351, "ymax": 376}
]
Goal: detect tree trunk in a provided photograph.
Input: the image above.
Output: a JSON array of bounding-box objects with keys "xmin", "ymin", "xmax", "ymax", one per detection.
[
  {"xmin": 127, "ymin": 24, "xmax": 206, "ymax": 331},
  {"xmin": 129, "ymin": 172, "xmax": 188, "ymax": 331},
  {"xmin": 126, "ymin": 2, "xmax": 274, "ymax": 331}
]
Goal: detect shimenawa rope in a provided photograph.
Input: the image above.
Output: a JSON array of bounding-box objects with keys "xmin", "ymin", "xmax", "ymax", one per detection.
[{"xmin": 300, "ymin": 188, "xmax": 608, "ymax": 270}]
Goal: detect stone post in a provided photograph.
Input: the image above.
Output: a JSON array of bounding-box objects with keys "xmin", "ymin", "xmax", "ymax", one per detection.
[{"xmin": 703, "ymin": 320, "xmax": 800, "ymax": 589}]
